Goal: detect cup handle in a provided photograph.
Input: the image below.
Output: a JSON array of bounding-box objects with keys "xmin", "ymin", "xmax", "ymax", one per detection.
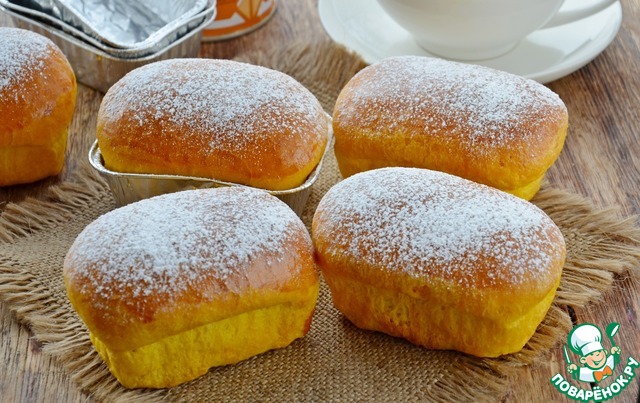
[{"xmin": 542, "ymin": 0, "xmax": 619, "ymax": 28}]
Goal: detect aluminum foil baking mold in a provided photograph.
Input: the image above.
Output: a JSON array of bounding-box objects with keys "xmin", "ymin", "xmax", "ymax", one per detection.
[{"xmin": 88, "ymin": 126, "xmax": 333, "ymax": 217}]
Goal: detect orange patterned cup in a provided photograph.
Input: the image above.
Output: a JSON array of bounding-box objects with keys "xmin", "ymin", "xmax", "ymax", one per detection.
[{"xmin": 202, "ymin": 0, "xmax": 277, "ymax": 41}]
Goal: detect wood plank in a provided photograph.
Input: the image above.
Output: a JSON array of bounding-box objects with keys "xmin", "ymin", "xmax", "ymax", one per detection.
[{"xmin": 0, "ymin": 303, "xmax": 88, "ymax": 402}]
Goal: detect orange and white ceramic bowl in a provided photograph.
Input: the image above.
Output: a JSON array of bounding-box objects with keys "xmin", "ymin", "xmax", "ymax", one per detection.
[{"xmin": 203, "ymin": 0, "xmax": 276, "ymax": 41}]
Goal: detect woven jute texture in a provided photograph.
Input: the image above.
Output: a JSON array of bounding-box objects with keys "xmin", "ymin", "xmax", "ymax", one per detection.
[{"xmin": 1, "ymin": 41, "xmax": 640, "ymax": 402}]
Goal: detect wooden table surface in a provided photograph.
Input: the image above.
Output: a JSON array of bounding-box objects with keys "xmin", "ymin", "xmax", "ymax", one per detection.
[{"xmin": 1, "ymin": 1, "xmax": 639, "ymax": 401}]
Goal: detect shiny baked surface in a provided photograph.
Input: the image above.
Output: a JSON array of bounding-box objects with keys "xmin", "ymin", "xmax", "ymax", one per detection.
[
  {"xmin": 64, "ymin": 186, "xmax": 319, "ymax": 387},
  {"xmin": 313, "ymin": 167, "xmax": 566, "ymax": 357},
  {"xmin": 0, "ymin": 27, "xmax": 77, "ymax": 186},
  {"xmin": 96, "ymin": 58, "xmax": 329, "ymax": 191},
  {"xmin": 332, "ymin": 56, "xmax": 568, "ymax": 200}
]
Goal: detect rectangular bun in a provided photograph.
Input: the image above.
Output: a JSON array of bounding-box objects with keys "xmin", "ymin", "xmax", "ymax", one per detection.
[
  {"xmin": 332, "ymin": 56, "xmax": 568, "ymax": 200},
  {"xmin": 64, "ymin": 187, "xmax": 319, "ymax": 387},
  {"xmin": 312, "ymin": 168, "xmax": 566, "ymax": 357}
]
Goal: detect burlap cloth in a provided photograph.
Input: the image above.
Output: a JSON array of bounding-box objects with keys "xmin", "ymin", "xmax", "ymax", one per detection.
[{"xmin": 1, "ymin": 41, "xmax": 640, "ymax": 402}]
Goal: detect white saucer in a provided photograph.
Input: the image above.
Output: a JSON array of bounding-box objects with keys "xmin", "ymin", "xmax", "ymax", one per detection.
[{"xmin": 318, "ymin": 0, "xmax": 622, "ymax": 83}]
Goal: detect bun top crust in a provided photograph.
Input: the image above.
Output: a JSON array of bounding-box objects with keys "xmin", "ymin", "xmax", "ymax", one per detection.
[
  {"xmin": 335, "ymin": 56, "xmax": 566, "ymax": 143},
  {"xmin": 64, "ymin": 186, "xmax": 317, "ymax": 350},
  {"xmin": 332, "ymin": 56, "xmax": 568, "ymax": 195},
  {"xmin": 96, "ymin": 59, "xmax": 329, "ymax": 190},
  {"xmin": 0, "ymin": 27, "xmax": 76, "ymax": 148},
  {"xmin": 312, "ymin": 168, "xmax": 565, "ymax": 300}
]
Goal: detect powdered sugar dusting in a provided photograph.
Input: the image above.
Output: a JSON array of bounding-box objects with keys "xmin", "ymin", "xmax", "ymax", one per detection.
[
  {"xmin": 0, "ymin": 28, "xmax": 55, "ymax": 101},
  {"xmin": 65, "ymin": 187, "xmax": 308, "ymax": 311},
  {"xmin": 99, "ymin": 58, "xmax": 326, "ymax": 155},
  {"xmin": 334, "ymin": 56, "xmax": 566, "ymax": 157},
  {"xmin": 314, "ymin": 168, "xmax": 564, "ymax": 287}
]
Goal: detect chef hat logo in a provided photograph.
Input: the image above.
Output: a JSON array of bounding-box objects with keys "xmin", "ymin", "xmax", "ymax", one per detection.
[{"xmin": 569, "ymin": 324, "xmax": 604, "ymax": 356}]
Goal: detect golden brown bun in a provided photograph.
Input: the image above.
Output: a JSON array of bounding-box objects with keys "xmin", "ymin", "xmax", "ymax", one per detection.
[
  {"xmin": 96, "ymin": 58, "xmax": 329, "ymax": 191},
  {"xmin": 312, "ymin": 168, "xmax": 565, "ymax": 357},
  {"xmin": 332, "ymin": 56, "xmax": 568, "ymax": 200},
  {"xmin": 0, "ymin": 28, "xmax": 77, "ymax": 186},
  {"xmin": 64, "ymin": 187, "xmax": 319, "ymax": 388}
]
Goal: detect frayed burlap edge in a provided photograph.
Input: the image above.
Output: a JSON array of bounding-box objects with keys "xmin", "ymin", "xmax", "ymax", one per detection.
[
  {"xmin": 0, "ymin": 173, "xmax": 102, "ymax": 243},
  {"xmin": 534, "ymin": 188, "xmax": 640, "ymax": 306}
]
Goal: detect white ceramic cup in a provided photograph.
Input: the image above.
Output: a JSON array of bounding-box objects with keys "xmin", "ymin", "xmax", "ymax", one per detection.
[{"xmin": 376, "ymin": 0, "xmax": 619, "ymax": 60}]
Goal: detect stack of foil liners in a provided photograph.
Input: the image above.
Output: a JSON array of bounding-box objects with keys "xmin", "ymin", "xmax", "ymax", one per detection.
[{"xmin": 0, "ymin": 0, "xmax": 216, "ymax": 92}]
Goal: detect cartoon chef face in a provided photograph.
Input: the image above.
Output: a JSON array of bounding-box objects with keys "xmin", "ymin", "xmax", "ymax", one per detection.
[
  {"xmin": 566, "ymin": 323, "xmax": 621, "ymax": 384},
  {"xmin": 580, "ymin": 348, "xmax": 608, "ymax": 370}
]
